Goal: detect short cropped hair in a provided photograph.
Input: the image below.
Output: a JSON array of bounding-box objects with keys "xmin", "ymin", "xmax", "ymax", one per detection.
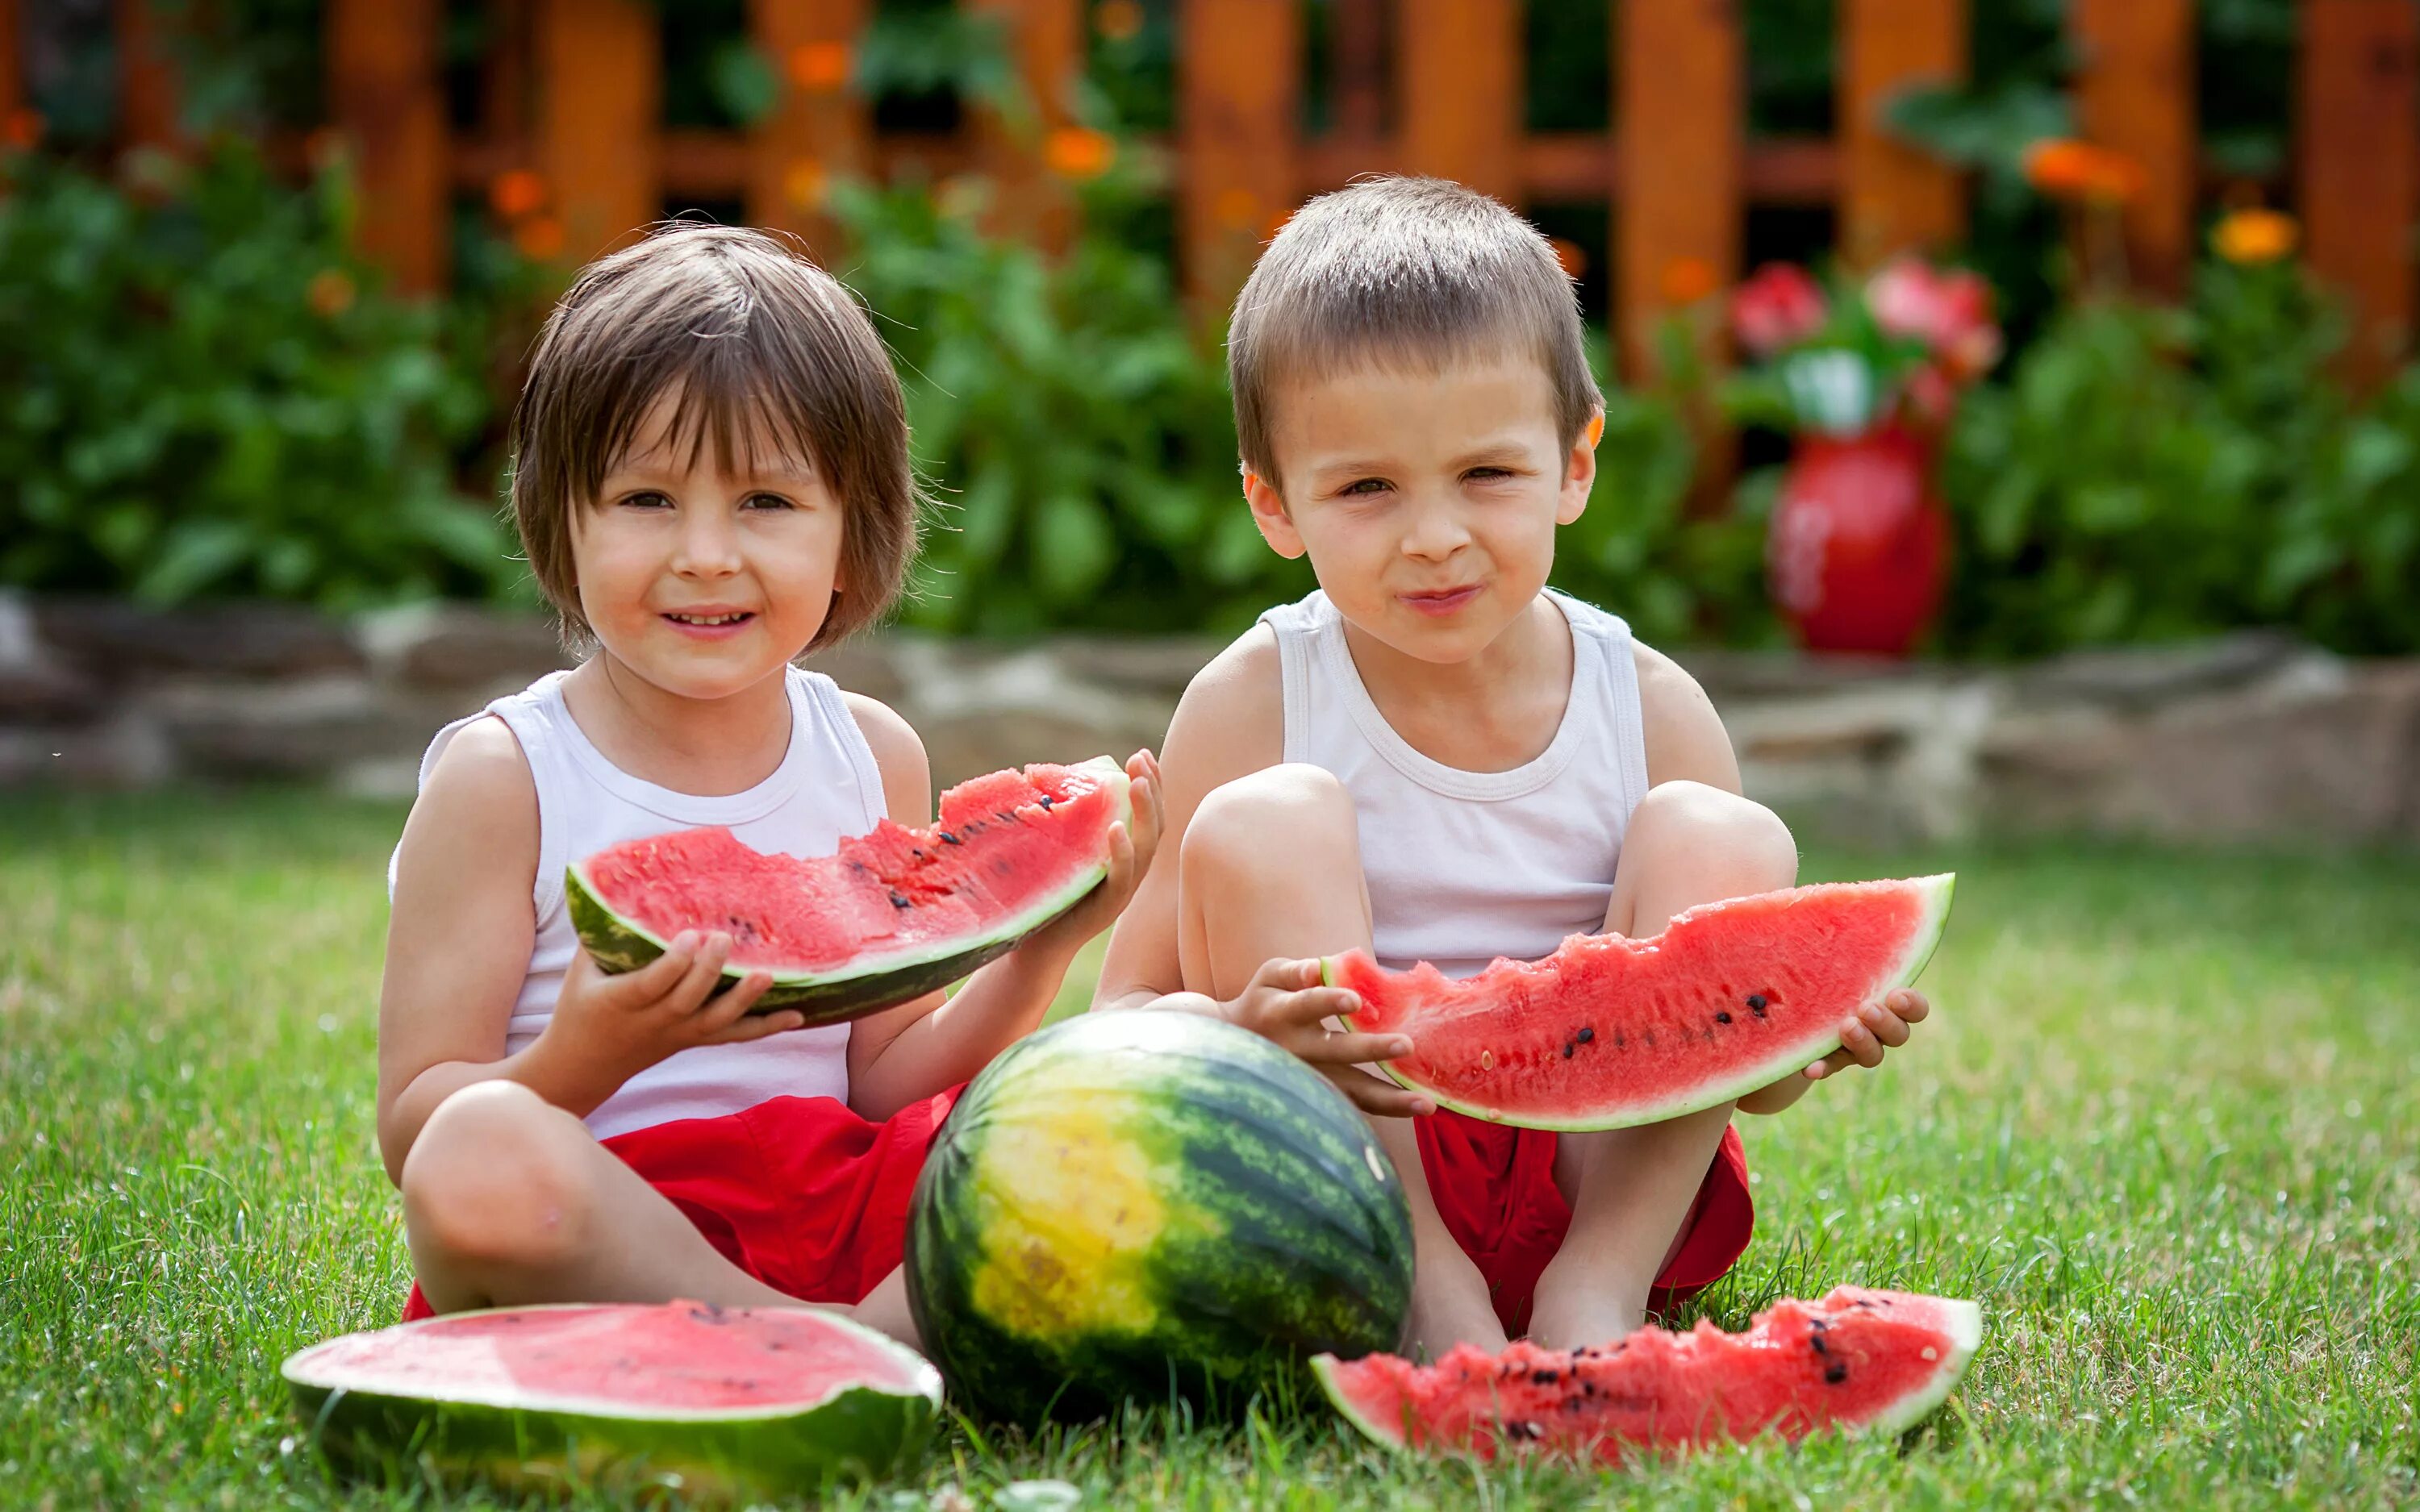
[
  {"xmin": 1226, "ymin": 177, "xmax": 1600, "ymax": 488},
  {"xmin": 509, "ymin": 223, "xmax": 918, "ymax": 650}
]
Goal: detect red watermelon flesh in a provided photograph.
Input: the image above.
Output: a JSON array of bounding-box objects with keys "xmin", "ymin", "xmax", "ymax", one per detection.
[
  {"xmin": 567, "ymin": 756, "xmax": 1130, "ymax": 1020},
  {"xmin": 1327, "ymin": 875, "xmax": 1953, "ymax": 1131},
  {"xmin": 1312, "ymin": 1287, "xmax": 1981, "ymax": 1462},
  {"xmin": 285, "ymin": 1302, "xmax": 934, "ymax": 1416}
]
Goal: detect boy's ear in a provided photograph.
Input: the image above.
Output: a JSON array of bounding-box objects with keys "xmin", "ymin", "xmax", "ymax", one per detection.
[
  {"xmin": 1557, "ymin": 406, "xmax": 1604, "ymax": 527},
  {"xmin": 1243, "ymin": 467, "xmax": 1307, "ymax": 560}
]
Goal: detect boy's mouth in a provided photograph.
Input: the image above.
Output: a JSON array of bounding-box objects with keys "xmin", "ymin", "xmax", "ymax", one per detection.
[
  {"xmin": 661, "ymin": 608, "xmax": 758, "ymax": 638},
  {"xmin": 1400, "ymin": 585, "xmax": 1481, "ymax": 617}
]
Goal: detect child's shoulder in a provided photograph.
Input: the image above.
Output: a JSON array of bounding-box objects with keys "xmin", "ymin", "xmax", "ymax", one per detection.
[
  {"xmin": 1625, "ymin": 635, "xmax": 1742, "ymax": 790},
  {"xmin": 1161, "ymin": 623, "xmax": 1285, "ymax": 796}
]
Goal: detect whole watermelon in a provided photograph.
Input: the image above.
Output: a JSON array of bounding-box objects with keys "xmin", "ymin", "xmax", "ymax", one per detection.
[{"xmin": 904, "ymin": 1010, "xmax": 1413, "ymax": 1422}]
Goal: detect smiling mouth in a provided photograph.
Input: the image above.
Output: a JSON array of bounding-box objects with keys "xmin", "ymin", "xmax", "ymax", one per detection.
[{"xmin": 662, "ymin": 610, "xmax": 756, "ymax": 627}]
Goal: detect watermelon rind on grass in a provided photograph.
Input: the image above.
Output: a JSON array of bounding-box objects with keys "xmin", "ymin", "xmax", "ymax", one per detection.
[
  {"xmin": 567, "ymin": 756, "xmax": 1133, "ymax": 1026},
  {"xmin": 903, "ymin": 1011, "xmax": 1415, "ymax": 1425},
  {"xmin": 1328, "ymin": 874, "xmax": 1956, "ymax": 1132},
  {"xmin": 282, "ymin": 1302, "xmax": 941, "ymax": 1505}
]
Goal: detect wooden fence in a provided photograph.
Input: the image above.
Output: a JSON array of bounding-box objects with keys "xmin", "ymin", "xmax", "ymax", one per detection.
[{"xmin": 12, "ymin": 0, "xmax": 2418, "ymax": 381}]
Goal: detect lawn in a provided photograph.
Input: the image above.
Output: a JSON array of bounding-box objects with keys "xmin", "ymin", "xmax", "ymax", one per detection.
[{"xmin": 3, "ymin": 791, "xmax": 2416, "ymax": 1510}]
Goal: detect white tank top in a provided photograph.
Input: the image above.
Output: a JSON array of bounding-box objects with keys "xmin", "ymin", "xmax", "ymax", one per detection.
[
  {"xmin": 393, "ymin": 667, "xmax": 884, "ymax": 1140},
  {"xmin": 1261, "ymin": 589, "xmax": 1652, "ymax": 979}
]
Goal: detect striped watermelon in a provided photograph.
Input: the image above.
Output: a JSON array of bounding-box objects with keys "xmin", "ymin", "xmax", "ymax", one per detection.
[{"xmin": 903, "ymin": 1011, "xmax": 1413, "ymax": 1422}]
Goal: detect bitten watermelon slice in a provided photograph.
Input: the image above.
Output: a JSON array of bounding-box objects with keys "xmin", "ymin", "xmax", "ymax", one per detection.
[
  {"xmin": 569, "ymin": 756, "xmax": 1131, "ymax": 1025},
  {"xmin": 282, "ymin": 1301, "xmax": 941, "ymax": 1500},
  {"xmin": 1313, "ymin": 1287, "xmax": 1981, "ymax": 1462},
  {"xmin": 1327, "ymin": 875, "xmax": 1954, "ymax": 1131}
]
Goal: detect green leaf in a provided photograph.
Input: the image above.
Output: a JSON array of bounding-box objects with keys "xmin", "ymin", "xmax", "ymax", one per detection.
[{"xmin": 1030, "ymin": 493, "xmax": 1116, "ymax": 602}]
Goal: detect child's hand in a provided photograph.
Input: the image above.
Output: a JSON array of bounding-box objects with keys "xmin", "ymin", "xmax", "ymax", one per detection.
[
  {"xmin": 1802, "ymin": 987, "xmax": 1930, "ymax": 1081},
  {"xmin": 1217, "ymin": 957, "xmax": 1433, "ymax": 1118},
  {"xmin": 542, "ymin": 935, "xmax": 807, "ymax": 1096},
  {"xmin": 1017, "ymin": 751, "xmax": 1165, "ymax": 960}
]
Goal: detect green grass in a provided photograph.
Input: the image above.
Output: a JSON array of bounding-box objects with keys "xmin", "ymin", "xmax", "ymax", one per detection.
[{"xmin": 3, "ymin": 792, "xmax": 2416, "ymax": 1510}]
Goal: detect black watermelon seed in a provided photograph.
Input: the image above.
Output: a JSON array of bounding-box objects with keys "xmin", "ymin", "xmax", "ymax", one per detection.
[
  {"xmin": 1563, "ymin": 1043, "xmax": 1575, "ymax": 1059},
  {"xmin": 1038, "ymin": 794, "xmax": 1054, "ymax": 810},
  {"xmin": 1809, "ymin": 1334, "xmax": 1828, "ymax": 1355},
  {"xmin": 1716, "ymin": 1010, "xmax": 1732, "ymax": 1024},
  {"xmin": 1531, "ymin": 1370, "xmax": 1558, "ymax": 1387},
  {"xmin": 1825, "ymin": 1361, "xmax": 1849, "ymax": 1385},
  {"xmin": 1576, "ymin": 1027, "xmax": 1594, "ymax": 1043},
  {"xmin": 889, "ymin": 890, "xmax": 912, "ymax": 908},
  {"xmin": 939, "ymin": 831, "xmax": 961, "ymax": 844},
  {"xmin": 1613, "ymin": 1031, "xmax": 1625, "ymax": 1048},
  {"xmin": 1746, "ymin": 993, "xmax": 1768, "ymax": 1014}
]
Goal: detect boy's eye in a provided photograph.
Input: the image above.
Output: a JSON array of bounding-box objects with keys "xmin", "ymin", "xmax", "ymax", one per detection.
[
  {"xmin": 742, "ymin": 493, "xmax": 795, "ymax": 510},
  {"xmin": 1464, "ymin": 466, "xmax": 1516, "ymax": 482},
  {"xmin": 1338, "ymin": 478, "xmax": 1392, "ymax": 498},
  {"xmin": 620, "ymin": 490, "xmax": 672, "ymax": 510}
]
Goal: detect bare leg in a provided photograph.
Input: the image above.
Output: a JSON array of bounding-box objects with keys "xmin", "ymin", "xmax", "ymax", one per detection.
[
  {"xmin": 1525, "ymin": 781, "xmax": 1800, "ymax": 1349},
  {"xmin": 401, "ymin": 1081, "xmax": 920, "ymax": 1346},
  {"xmin": 1179, "ymin": 764, "xmax": 1509, "ymax": 1358}
]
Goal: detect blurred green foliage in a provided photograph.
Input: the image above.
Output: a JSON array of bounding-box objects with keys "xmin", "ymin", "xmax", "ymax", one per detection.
[
  {"xmin": 1938, "ymin": 261, "xmax": 2420, "ymax": 657},
  {"xmin": 0, "ymin": 143, "xmax": 519, "ymax": 607}
]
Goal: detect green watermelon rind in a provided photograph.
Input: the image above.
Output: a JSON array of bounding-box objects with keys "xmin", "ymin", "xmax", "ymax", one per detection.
[
  {"xmin": 1308, "ymin": 1293, "xmax": 1984, "ymax": 1455},
  {"xmin": 566, "ymin": 756, "xmax": 1133, "ymax": 1026},
  {"xmin": 281, "ymin": 1304, "xmax": 942, "ymax": 1502},
  {"xmin": 904, "ymin": 1013, "xmax": 1415, "ymax": 1424},
  {"xmin": 1328, "ymin": 873, "xmax": 1957, "ymax": 1133}
]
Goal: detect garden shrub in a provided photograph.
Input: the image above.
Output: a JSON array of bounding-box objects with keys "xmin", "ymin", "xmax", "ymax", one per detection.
[{"xmin": 0, "ymin": 141, "xmax": 516, "ymax": 608}]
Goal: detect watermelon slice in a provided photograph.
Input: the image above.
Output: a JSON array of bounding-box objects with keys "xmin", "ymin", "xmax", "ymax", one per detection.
[
  {"xmin": 1313, "ymin": 1286, "xmax": 1981, "ymax": 1462},
  {"xmin": 1327, "ymin": 875, "xmax": 1954, "ymax": 1131},
  {"xmin": 569, "ymin": 756, "xmax": 1131, "ymax": 1024},
  {"xmin": 282, "ymin": 1301, "xmax": 941, "ymax": 1499}
]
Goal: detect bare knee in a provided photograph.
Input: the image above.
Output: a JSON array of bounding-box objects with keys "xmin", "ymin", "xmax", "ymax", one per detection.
[
  {"xmin": 1626, "ymin": 781, "xmax": 1799, "ymax": 900},
  {"xmin": 1182, "ymin": 763, "xmax": 1356, "ymax": 885},
  {"xmin": 401, "ymin": 1081, "xmax": 597, "ymax": 1277}
]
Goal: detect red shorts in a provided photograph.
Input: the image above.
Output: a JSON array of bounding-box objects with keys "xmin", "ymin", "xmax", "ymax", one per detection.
[
  {"xmin": 1417, "ymin": 1109, "xmax": 1754, "ymax": 1338},
  {"xmin": 402, "ymin": 1088, "xmax": 960, "ymax": 1322}
]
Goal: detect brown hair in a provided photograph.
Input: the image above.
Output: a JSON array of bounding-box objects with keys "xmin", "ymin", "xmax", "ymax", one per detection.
[
  {"xmin": 509, "ymin": 223, "xmax": 919, "ymax": 650},
  {"xmin": 1226, "ymin": 177, "xmax": 1600, "ymax": 489}
]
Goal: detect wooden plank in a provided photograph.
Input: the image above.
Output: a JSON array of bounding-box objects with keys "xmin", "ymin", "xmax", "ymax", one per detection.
[
  {"xmin": 1617, "ymin": 0, "xmax": 1743, "ymax": 379},
  {"xmin": 1838, "ymin": 0, "xmax": 1966, "ymax": 266},
  {"xmin": 966, "ymin": 0, "xmax": 1087, "ymax": 250},
  {"xmin": 328, "ymin": 0, "xmax": 448, "ymax": 294},
  {"xmin": 747, "ymin": 0, "xmax": 869, "ymax": 257},
  {"xmin": 2299, "ymin": 0, "xmax": 2418, "ymax": 384},
  {"xmin": 2072, "ymin": 0, "xmax": 2196, "ymax": 296},
  {"xmin": 1179, "ymin": 0, "xmax": 1301, "ymax": 308},
  {"xmin": 115, "ymin": 0, "xmax": 181, "ymax": 152},
  {"xmin": 535, "ymin": 0, "xmax": 658, "ymax": 265},
  {"xmin": 1330, "ymin": 0, "xmax": 1386, "ymax": 141},
  {"xmin": 1398, "ymin": 0, "xmax": 1519, "ymax": 199}
]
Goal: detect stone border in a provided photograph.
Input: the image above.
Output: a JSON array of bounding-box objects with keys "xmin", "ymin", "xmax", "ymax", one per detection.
[{"xmin": 2, "ymin": 594, "xmax": 2413, "ymax": 846}]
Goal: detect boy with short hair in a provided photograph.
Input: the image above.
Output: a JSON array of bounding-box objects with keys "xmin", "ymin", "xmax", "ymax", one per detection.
[{"xmin": 1095, "ymin": 178, "xmax": 1929, "ymax": 1354}]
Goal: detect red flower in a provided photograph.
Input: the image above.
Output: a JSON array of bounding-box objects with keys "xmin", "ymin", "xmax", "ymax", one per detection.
[
  {"xmin": 1865, "ymin": 258, "xmax": 2001, "ymax": 381},
  {"xmin": 1731, "ymin": 263, "xmax": 1828, "ymax": 356}
]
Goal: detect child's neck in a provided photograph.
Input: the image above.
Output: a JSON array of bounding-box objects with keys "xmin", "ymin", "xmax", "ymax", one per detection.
[
  {"xmin": 561, "ymin": 655, "xmax": 795, "ymax": 798},
  {"xmin": 1337, "ymin": 594, "xmax": 1574, "ymax": 775}
]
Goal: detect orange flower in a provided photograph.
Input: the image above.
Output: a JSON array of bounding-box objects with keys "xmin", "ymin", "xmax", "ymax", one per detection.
[
  {"xmin": 2212, "ymin": 207, "xmax": 2298, "ymax": 265},
  {"xmin": 512, "ymin": 215, "xmax": 565, "ymax": 261},
  {"xmin": 782, "ymin": 159, "xmax": 828, "ymax": 211},
  {"xmin": 2022, "ymin": 138, "xmax": 2144, "ymax": 205},
  {"xmin": 1095, "ymin": 0, "xmax": 1145, "ymax": 41},
  {"xmin": 488, "ymin": 169, "xmax": 547, "ymax": 221},
  {"xmin": 1043, "ymin": 126, "xmax": 1116, "ymax": 181},
  {"xmin": 788, "ymin": 40, "xmax": 853, "ymax": 93},
  {"xmin": 305, "ymin": 269, "xmax": 356, "ymax": 319},
  {"xmin": 1659, "ymin": 255, "xmax": 1719, "ymax": 305},
  {"xmin": 1550, "ymin": 237, "xmax": 1588, "ymax": 279}
]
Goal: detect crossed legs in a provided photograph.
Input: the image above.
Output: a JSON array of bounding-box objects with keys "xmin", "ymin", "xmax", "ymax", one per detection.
[{"xmin": 1177, "ymin": 764, "xmax": 1796, "ymax": 1353}]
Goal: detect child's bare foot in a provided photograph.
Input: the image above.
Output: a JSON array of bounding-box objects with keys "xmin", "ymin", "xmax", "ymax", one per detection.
[
  {"xmin": 1524, "ymin": 1255, "xmax": 1649, "ymax": 1350},
  {"xmin": 1403, "ymin": 1279, "xmax": 1511, "ymax": 1361}
]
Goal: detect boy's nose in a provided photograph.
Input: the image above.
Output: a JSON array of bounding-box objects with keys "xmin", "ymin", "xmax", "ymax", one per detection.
[
  {"xmin": 1400, "ymin": 498, "xmax": 1472, "ymax": 560},
  {"xmin": 671, "ymin": 510, "xmax": 744, "ymax": 577}
]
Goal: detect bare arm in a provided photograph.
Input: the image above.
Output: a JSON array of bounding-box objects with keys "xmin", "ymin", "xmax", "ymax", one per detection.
[
  {"xmin": 1091, "ymin": 627, "xmax": 1284, "ymax": 1013},
  {"xmin": 843, "ymin": 693, "xmax": 1160, "ymax": 1120}
]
